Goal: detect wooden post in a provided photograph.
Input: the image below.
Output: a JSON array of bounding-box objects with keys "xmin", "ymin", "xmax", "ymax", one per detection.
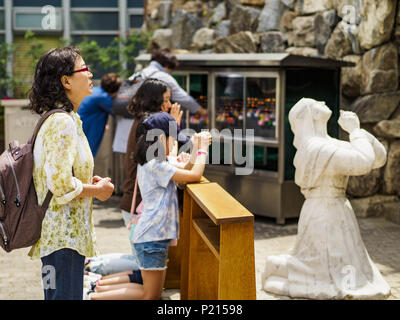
[{"xmin": 218, "ymin": 221, "xmax": 256, "ymax": 299}]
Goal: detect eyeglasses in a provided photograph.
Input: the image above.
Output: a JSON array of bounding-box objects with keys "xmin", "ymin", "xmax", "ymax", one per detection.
[{"xmin": 73, "ymin": 65, "xmax": 91, "ymax": 73}]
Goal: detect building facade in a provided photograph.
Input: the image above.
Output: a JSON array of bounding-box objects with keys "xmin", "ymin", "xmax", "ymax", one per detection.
[{"xmin": 0, "ymin": 0, "xmax": 144, "ymax": 94}]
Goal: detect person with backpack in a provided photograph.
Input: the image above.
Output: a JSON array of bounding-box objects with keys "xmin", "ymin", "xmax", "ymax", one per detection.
[
  {"xmin": 78, "ymin": 73, "xmax": 122, "ymax": 157},
  {"xmin": 112, "ymin": 46, "xmax": 207, "ymax": 193},
  {"xmin": 27, "ymin": 46, "xmax": 114, "ymax": 300}
]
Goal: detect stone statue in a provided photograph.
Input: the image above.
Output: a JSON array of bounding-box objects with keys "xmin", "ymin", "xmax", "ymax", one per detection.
[{"xmin": 261, "ymin": 98, "xmax": 391, "ymax": 299}]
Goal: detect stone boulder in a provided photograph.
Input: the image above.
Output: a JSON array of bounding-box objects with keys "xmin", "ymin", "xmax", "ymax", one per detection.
[
  {"xmin": 229, "ymin": 5, "xmax": 260, "ymax": 35},
  {"xmin": 334, "ymin": 0, "xmax": 361, "ymax": 24},
  {"xmin": 157, "ymin": 1, "xmax": 173, "ymax": 28},
  {"xmin": 209, "ymin": 2, "xmax": 226, "ymax": 25},
  {"xmin": 171, "ymin": 9, "xmax": 203, "ymax": 50},
  {"xmin": 384, "ymin": 202, "xmax": 400, "ymax": 225},
  {"xmin": 256, "ymin": 0, "xmax": 285, "ymax": 32},
  {"xmin": 215, "ymin": 20, "xmax": 230, "ymax": 38},
  {"xmin": 213, "ymin": 31, "xmax": 258, "ymax": 53},
  {"xmin": 350, "ymin": 195, "xmax": 399, "ymax": 218},
  {"xmin": 146, "ymin": 0, "xmax": 162, "ymax": 16},
  {"xmin": 192, "ymin": 27, "xmax": 215, "ymax": 51},
  {"xmin": 395, "ymin": 7, "xmax": 400, "ymax": 45},
  {"xmin": 297, "ymin": 0, "xmax": 334, "ymax": 15},
  {"xmin": 281, "ymin": 10, "xmax": 297, "ymax": 30},
  {"xmin": 358, "ymin": 0, "xmax": 397, "ymax": 50},
  {"xmin": 225, "ymin": 0, "xmax": 241, "ymax": 15},
  {"xmin": 285, "ymin": 46, "xmax": 319, "ymax": 57},
  {"xmin": 259, "ymin": 32, "xmax": 286, "ymax": 53},
  {"xmin": 347, "ymin": 168, "xmax": 382, "ymax": 198},
  {"xmin": 281, "ymin": 0, "xmax": 295, "ymax": 9},
  {"xmin": 314, "ymin": 9, "xmax": 338, "ymax": 54},
  {"xmin": 291, "ymin": 15, "xmax": 315, "ymax": 47},
  {"xmin": 350, "ymin": 92, "xmax": 400, "ymax": 124},
  {"xmin": 182, "ymin": 0, "xmax": 205, "ymax": 14},
  {"xmin": 151, "ymin": 28, "xmax": 173, "ymax": 49},
  {"xmin": 341, "ymin": 54, "xmax": 362, "ymax": 99},
  {"xmin": 324, "ymin": 21, "xmax": 353, "ymax": 59},
  {"xmin": 240, "ymin": 0, "xmax": 265, "ymax": 5},
  {"xmin": 384, "ymin": 140, "xmax": 400, "ymax": 195},
  {"xmin": 374, "ymin": 120, "xmax": 400, "ymax": 139},
  {"xmin": 361, "ymin": 43, "xmax": 398, "ymax": 95}
]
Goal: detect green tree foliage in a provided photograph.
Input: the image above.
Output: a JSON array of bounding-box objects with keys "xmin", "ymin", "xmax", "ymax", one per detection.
[
  {"xmin": 24, "ymin": 30, "xmax": 45, "ymax": 75},
  {"xmin": 0, "ymin": 30, "xmax": 152, "ymax": 97},
  {"xmin": 0, "ymin": 42, "xmax": 16, "ymax": 98}
]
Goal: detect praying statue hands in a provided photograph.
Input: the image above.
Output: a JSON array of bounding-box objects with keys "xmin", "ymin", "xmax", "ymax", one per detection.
[{"xmin": 338, "ymin": 110, "xmax": 360, "ymax": 135}]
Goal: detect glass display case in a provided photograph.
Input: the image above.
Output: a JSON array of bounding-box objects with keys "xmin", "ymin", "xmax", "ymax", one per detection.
[
  {"xmin": 172, "ymin": 73, "xmax": 208, "ymax": 132},
  {"xmin": 135, "ymin": 53, "xmax": 351, "ymax": 224}
]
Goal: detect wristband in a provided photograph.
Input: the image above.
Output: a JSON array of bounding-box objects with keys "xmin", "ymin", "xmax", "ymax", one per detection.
[{"xmin": 197, "ymin": 150, "xmax": 208, "ymax": 156}]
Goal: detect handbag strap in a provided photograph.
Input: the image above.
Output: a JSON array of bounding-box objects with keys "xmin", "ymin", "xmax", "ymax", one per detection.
[
  {"xmin": 130, "ymin": 176, "xmax": 138, "ymax": 216},
  {"xmin": 29, "ymin": 109, "xmax": 74, "ymax": 209}
]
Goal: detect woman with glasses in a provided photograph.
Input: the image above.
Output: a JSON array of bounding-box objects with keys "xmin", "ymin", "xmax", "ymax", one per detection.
[{"xmin": 28, "ymin": 46, "xmax": 114, "ymax": 300}]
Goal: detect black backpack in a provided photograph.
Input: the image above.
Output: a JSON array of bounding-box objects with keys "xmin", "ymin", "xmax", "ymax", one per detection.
[
  {"xmin": 0, "ymin": 109, "xmax": 69, "ymax": 252},
  {"xmin": 112, "ymin": 70, "xmax": 159, "ymax": 118}
]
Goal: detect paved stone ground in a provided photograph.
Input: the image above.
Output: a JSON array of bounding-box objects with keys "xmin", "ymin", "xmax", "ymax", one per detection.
[{"xmin": 1, "ymin": 195, "xmax": 399, "ymax": 300}]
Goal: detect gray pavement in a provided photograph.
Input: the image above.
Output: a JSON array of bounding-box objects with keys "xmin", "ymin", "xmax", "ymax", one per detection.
[{"xmin": 0, "ymin": 195, "xmax": 399, "ymax": 300}]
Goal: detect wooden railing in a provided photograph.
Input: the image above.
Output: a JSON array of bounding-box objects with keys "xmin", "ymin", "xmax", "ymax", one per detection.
[{"xmin": 166, "ymin": 178, "xmax": 256, "ymax": 300}]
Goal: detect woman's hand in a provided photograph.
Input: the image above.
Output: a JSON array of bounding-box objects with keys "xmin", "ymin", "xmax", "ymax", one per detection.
[
  {"xmin": 338, "ymin": 110, "xmax": 360, "ymax": 134},
  {"xmin": 94, "ymin": 177, "xmax": 114, "ymax": 201},
  {"xmin": 170, "ymin": 103, "xmax": 183, "ymax": 126},
  {"xmin": 198, "ymin": 131, "xmax": 212, "ymax": 151},
  {"xmin": 92, "ymin": 175, "xmax": 102, "ymax": 185},
  {"xmin": 190, "ymin": 132, "xmax": 212, "ymax": 151}
]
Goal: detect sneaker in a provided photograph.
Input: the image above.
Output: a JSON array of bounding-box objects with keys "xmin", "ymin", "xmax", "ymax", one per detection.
[
  {"xmin": 90, "ymin": 280, "xmax": 98, "ymax": 291},
  {"xmin": 83, "ymin": 287, "xmax": 94, "ymax": 300}
]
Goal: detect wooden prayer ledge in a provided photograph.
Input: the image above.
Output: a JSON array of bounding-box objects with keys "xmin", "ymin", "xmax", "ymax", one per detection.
[{"xmin": 165, "ymin": 177, "xmax": 256, "ymax": 300}]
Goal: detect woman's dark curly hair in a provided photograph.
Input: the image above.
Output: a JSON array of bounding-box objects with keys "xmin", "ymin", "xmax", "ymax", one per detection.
[
  {"xmin": 28, "ymin": 46, "xmax": 81, "ymax": 115},
  {"xmin": 127, "ymin": 78, "xmax": 169, "ymax": 119},
  {"xmin": 151, "ymin": 47, "xmax": 178, "ymax": 70}
]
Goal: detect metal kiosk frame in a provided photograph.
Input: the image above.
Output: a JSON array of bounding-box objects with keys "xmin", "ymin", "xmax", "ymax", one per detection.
[{"xmin": 135, "ymin": 53, "xmax": 353, "ymax": 224}]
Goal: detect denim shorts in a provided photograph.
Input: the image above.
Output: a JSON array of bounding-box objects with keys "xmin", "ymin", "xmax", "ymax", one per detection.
[{"xmin": 134, "ymin": 240, "xmax": 171, "ymax": 271}]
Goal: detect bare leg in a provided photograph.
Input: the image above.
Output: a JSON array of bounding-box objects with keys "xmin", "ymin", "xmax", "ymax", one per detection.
[
  {"xmin": 96, "ymin": 282, "xmax": 142, "ymax": 293},
  {"xmin": 141, "ymin": 269, "xmax": 167, "ymax": 300},
  {"xmin": 101, "ymin": 270, "xmax": 133, "ymax": 280},
  {"xmin": 90, "ymin": 285, "xmax": 145, "ymax": 300},
  {"xmin": 98, "ymin": 275, "xmax": 131, "ymax": 286}
]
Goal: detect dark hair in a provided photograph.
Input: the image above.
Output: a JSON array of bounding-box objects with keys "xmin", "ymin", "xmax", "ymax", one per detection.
[
  {"xmin": 101, "ymin": 73, "xmax": 122, "ymax": 94},
  {"xmin": 151, "ymin": 48, "xmax": 178, "ymax": 70},
  {"xmin": 28, "ymin": 46, "xmax": 81, "ymax": 114},
  {"xmin": 127, "ymin": 78, "xmax": 169, "ymax": 119},
  {"xmin": 134, "ymin": 122, "xmax": 165, "ymax": 165}
]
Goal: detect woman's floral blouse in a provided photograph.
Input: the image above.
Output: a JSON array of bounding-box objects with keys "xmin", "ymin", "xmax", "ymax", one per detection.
[{"xmin": 29, "ymin": 111, "xmax": 99, "ymax": 259}]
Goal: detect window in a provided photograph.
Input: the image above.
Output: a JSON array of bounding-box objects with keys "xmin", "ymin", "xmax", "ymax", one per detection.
[
  {"xmin": 71, "ymin": 12, "xmax": 118, "ymax": 31},
  {"xmin": 72, "ymin": 35, "xmax": 115, "ymax": 48},
  {"xmin": 0, "ymin": 10, "xmax": 4, "ymax": 30},
  {"xmin": 13, "ymin": 0, "xmax": 61, "ymax": 6},
  {"xmin": 129, "ymin": 15, "xmax": 144, "ymax": 29},
  {"xmin": 14, "ymin": 7, "xmax": 63, "ymax": 31},
  {"xmin": 245, "ymin": 77, "xmax": 277, "ymax": 139},
  {"xmin": 128, "ymin": 0, "xmax": 144, "ymax": 8},
  {"xmin": 71, "ymin": 0, "xmax": 119, "ymax": 8}
]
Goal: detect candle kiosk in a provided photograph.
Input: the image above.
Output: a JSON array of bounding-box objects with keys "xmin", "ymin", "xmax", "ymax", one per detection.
[{"xmin": 135, "ymin": 53, "xmax": 353, "ymax": 224}]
